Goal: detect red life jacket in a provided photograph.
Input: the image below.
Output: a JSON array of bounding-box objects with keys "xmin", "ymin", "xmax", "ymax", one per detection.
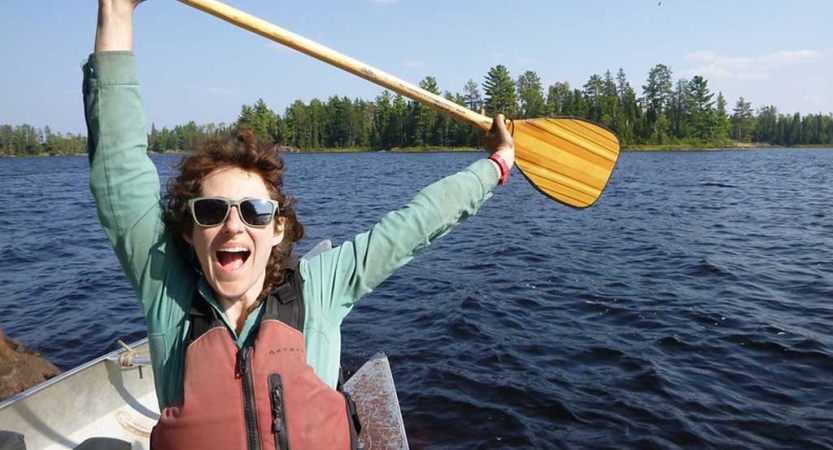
[{"xmin": 150, "ymin": 263, "xmax": 360, "ymax": 450}]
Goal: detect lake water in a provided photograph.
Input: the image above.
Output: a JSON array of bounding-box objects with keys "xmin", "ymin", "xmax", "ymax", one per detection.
[{"xmin": 1, "ymin": 149, "xmax": 832, "ymax": 449}]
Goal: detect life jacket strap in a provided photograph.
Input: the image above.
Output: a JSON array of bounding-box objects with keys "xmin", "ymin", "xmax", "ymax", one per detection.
[
  {"xmin": 188, "ymin": 258, "xmax": 304, "ymax": 343},
  {"xmin": 338, "ymin": 368, "xmax": 363, "ymax": 445},
  {"xmin": 263, "ymin": 257, "xmax": 305, "ymax": 333},
  {"xmin": 187, "ymin": 291, "xmax": 223, "ymax": 344}
]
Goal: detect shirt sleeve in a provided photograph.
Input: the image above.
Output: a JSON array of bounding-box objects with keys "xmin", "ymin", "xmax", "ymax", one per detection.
[
  {"xmin": 83, "ymin": 51, "xmax": 193, "ymax": 407},
  {"xmin": 301, "ymin": 158, "xmax": 500, "ymax": 325}
]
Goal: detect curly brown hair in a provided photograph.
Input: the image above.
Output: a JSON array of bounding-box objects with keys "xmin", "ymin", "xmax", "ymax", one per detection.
[{"xmin": 163, "ymin": 127, "xmax": 304, "ymax": 299}]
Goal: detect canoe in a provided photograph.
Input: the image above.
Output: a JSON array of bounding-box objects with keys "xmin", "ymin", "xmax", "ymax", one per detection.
[{"xmin": 0, "ymin": 339, "xmax": 408, "ymax": 449}]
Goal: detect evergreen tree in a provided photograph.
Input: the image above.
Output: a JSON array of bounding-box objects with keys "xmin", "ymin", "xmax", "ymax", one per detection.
[
  {"xmin": 354, "ymin": 98, "xmax": 372, "ymax": 147},
  {"xmin": 325, "ymin": 96, "xmax": 353, "ymax": 147},
  {"xmin": 564, "ymin": 88, "xmax": 589, "ymax": 118},
  {"xmin": 390, "ymin": 94, "xmax": 409, "ymax": 147},
  {"xmin": 642, "ymin": 64, "xmax": 673, "ymax": 140},
  {"xmin": 822, "ymin": 114, "xmax": 833, "ymax": 143},
  {"xmin": 811, "ymin": 113, "xmax": 823, "ymax": 143},
  {"xmin": 583, "ymin": 74, "xmax": 604, "ymax": 123},
  {"xmin": 433, "ymin": 92, "xmax": 454, "ymax": 147},
  {"xmin": 688, "ymin": 75, "xmax": 716, "ymax": 140},
  {"xmin": 652, "ymin": 113, "xmax": 671, "ymax": 144},
  {"xmin": 238, "ymin": 99, "xmax": 277, "ymax": 142},
  {"xmin": 285, "ymin": 100, "xmax": 310, "ymax": 148},
  {"xmin": 615, "ymin": 68, "xmax": 638, "ymax": 144},
  {"xmin": 462, "ymin": 79, "xmax": 482, "ymax": 112},
  {"xmin": 412, "ymin": 76, "xmax": 440, "ymax": 146},
  {"xmin": 788, "ymin": 112, "xmax": 802, "ymax": 145},
  {"xmin": 516, "ymin": 70, "xmax": 547, "ymax": 119},
  {"xmin": 730, "ymin": 97, "xmax": 755, "ymax": 142},
  {"xmin": 546, "ymin": 82, "xmax": 571, "ymax": 116},
  {"xmin": 668, "ymin": 79, "xmax": 690, "ymax": 139},
  {"xmin": 273, "ymin": 114, "xmax": 288, "ymax": 145},
  {"xmin": 372, "ymin": 90, "xmax": 393, "ymax": 148},
  {"xmin": 754, "ymin": 105, "xmax": 778, "ymax": 143},
  {"xmin": 483, "ymin": 65, "xmax": 517, "ymax": 117},
  {"xmin": 599, "ymin": 70, "xmax": 620, "ymax": 129},
  {"xmin": 0, "ymin": 125, "xmax": 12, "ymax": 156},
  {"xmin": 714, "ymin": 92, "xmax": 730, "ymax": 141},
  {"xmin": 309, "ymin": 99, "xmax": 326, "ymax": 149},
  {"xmin": 149, "ymin": 123, "xmax": 160, "ymax": 152},
  {"xmin": 615, "ymin": 68, "xmax": 631, "ymax": 104}
]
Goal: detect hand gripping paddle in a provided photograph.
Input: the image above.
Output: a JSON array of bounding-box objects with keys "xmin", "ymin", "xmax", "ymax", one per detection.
[{"xmin": 176, "ymin": 0, "xmax": 620, "ymax": 207}]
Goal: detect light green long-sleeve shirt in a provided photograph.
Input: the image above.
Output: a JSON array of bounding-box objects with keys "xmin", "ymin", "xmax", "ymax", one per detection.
[{"xmin": 83, "ymin": 51, "xmax": 500, "ymax": 409}]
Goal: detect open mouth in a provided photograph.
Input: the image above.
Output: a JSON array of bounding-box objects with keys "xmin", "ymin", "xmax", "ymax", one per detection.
[{"xmin": 216, "ymin": 247, "xmax": 251, "ymax": 271}]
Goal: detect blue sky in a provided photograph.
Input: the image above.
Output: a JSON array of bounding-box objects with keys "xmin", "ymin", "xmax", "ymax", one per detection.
[{"xmin": 1, "ymin": 0, "xmax": 831, "ymax": 135}]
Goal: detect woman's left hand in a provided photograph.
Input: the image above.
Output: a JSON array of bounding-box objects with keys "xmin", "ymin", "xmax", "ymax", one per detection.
[{"xmin": 481, "ymin": 112, "xmax": 515, "ymax": 170}]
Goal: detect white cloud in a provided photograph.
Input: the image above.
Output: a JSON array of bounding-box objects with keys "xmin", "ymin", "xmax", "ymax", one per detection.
[
  {"xmin": 760, "ymin": 50, "xmax": 821, "ymax": 65},
  {"xmin": 680, "ymin": 49, "xmax": 824, "ymax": 80}
]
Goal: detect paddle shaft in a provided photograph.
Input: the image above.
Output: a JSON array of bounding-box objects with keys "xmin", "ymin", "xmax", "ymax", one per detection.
[
  {"xmin": 175, "ymin": 0, "xmax": 493, "ymax": 131},
  {"xmin": 174, "ymin": 0, "xmax": 621, "ymax": 208}
]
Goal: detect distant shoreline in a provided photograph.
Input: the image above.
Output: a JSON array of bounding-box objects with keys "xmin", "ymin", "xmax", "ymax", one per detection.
[
  {"xmin": 3, "ymin": 143, "xmax": 832, "ymax": 158},
  {"xmin": 623, "ymin": 142, "xmax": 770, "ymax": 151}
]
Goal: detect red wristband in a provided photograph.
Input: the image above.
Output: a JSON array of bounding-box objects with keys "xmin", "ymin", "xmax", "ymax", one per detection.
[{"xmin": 488, "ymin": 153, "xmax": 510, "ymax": 186}]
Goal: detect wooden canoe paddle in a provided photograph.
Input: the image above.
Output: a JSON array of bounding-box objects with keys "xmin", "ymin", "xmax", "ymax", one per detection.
[{"xmin": 175, "ymin": 0, "xmax": 620, "ymax": 208}]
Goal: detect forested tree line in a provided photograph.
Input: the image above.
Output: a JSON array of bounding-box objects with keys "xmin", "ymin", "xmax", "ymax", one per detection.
[
  {"xmin": 0, "ymin": 125, "xmax": 87, "ymax": 156},
  {"xmin": 3, "ymin": 63, "xmax": 832, "ymax": 156}
]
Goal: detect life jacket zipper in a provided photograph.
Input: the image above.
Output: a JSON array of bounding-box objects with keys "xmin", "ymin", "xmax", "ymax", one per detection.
[
  {"xmin": 238, "ymin": 347, "xmax": 261, "ymax": 450},
  {"xmin": 269, "ymin": 374, "xmax": 290, "ymax": 450}
]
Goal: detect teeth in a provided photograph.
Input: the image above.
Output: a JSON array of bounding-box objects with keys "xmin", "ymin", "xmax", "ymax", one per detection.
[{"xmin": 219, "ymin": 247, "xmax": 249, "ymax": 253}]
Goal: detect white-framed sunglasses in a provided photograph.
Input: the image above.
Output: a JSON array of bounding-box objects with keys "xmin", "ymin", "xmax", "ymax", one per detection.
[{"xmin": 187, "ymin": 197, "xmax": 280, "ymax": 228}]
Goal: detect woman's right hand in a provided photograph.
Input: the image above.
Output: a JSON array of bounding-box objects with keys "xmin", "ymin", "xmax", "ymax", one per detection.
[{"xmin": 95, "ymin": 0, "xmax": 146, "ymax": 52}]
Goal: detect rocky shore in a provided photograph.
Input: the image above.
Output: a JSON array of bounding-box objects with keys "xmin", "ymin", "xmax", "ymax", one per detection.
[{"xmin": 0, "ymin": 331, "xmax": 61, "ymax": 402}]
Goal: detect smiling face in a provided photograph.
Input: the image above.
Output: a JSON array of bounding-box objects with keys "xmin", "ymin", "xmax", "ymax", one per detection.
[{"xmin": 183, "ymin": 166, "xmax": 284, "ymax": 305}]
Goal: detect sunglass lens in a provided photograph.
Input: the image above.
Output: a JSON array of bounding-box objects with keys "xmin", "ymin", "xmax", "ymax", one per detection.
[
  {"xmin": 193, "ymin": 199, "xmax": 229, "ymax": 226},
  {"xmin": 241, "ymin": 200, "xmax": 275, "ymax": 226}
]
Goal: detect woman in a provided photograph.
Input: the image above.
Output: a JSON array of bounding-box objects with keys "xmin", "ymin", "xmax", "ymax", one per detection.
[{"xmin": 87, "ymin": 0, "xmax": 514, "ymax": 448}]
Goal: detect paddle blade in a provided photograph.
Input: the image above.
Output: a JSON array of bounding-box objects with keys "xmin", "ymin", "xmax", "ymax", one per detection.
[{"xmin": 512, "ymin": 117, "xmax": 620, "ymax": 208}]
